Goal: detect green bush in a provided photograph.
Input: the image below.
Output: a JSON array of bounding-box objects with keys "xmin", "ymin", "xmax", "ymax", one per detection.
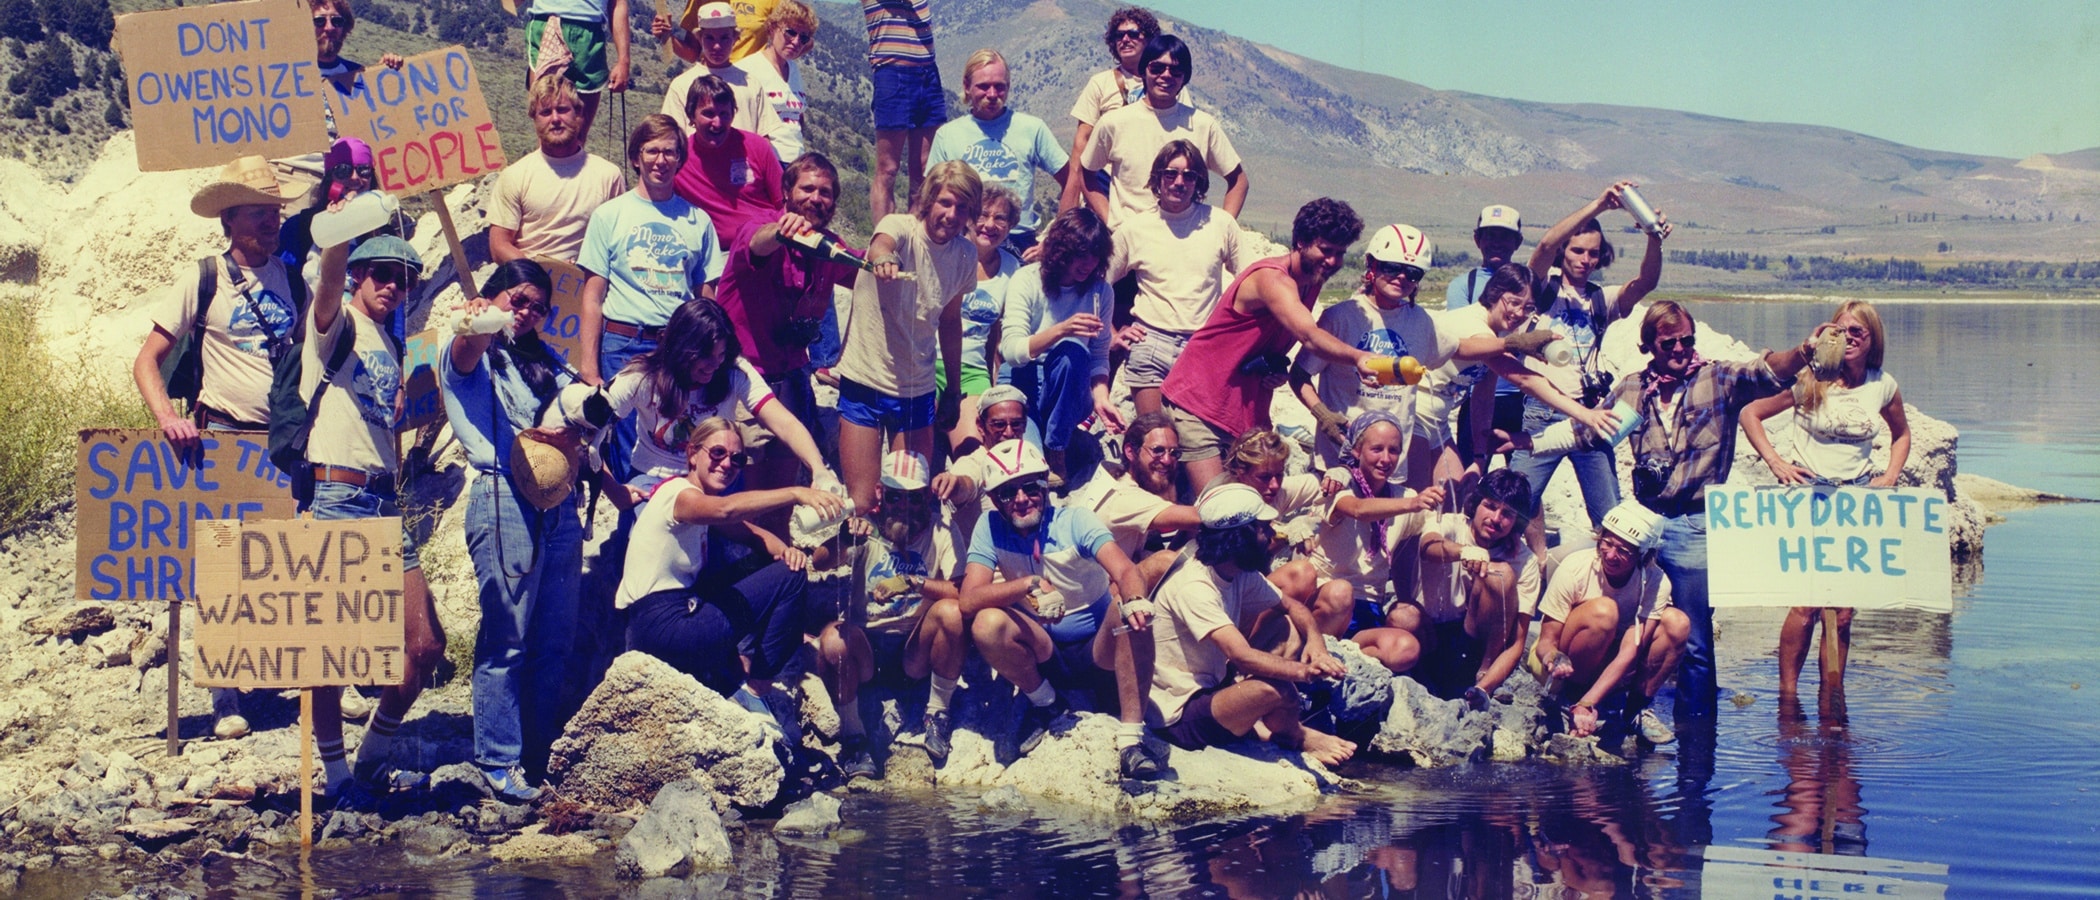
[{"xmin": 0, "ymin": 292, "xmax": 152, "ymax": 534}]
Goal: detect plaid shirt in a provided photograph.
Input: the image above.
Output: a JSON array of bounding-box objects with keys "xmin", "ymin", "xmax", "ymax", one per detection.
[{"xmin": 1613, "ymin": 359, "xmax": 1787, "ymax": 513}]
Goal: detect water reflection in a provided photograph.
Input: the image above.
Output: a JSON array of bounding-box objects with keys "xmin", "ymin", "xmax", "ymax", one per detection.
[{"xmin": 1766, "ymin": 693, "xmax": 1867, "ymax": 857}]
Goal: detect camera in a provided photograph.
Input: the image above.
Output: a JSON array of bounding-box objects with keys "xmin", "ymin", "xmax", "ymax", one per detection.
[
  {"xmin": 1631, "ymin": 456, "xmax": 1673, "ymax": 503},
  {"xmin": 1579, "ymin": 368, "xmax": 1615, "ymax": 408},
  {"xmin": 772, "ymin": 316, "xmax": 824, "ymax": 348},
  {"xmin": 1237, "ymin": 352, "xmax": 1292, "ymax": 379}
]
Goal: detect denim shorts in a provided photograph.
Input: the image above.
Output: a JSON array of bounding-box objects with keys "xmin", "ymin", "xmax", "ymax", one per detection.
[
  {"xmin": 309, "ymin": 479, "xmax": 421, "ymax": 571},
  {"xmin": 871, "ymin": 62, "xmax": 946, "ymax": 130},
  {"xmin": 1121, "ymin": 325, "xmax": 1192, "ymax": 390},
  {"xmin": 837, "ymin": 377, "xmax": 936, "ymax": 432}
]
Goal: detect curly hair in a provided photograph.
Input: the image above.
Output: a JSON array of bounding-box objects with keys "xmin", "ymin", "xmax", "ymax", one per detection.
[
  {"xmin": 624, "ymin": 299, "xmax": 744, "ymax": 418},
  {"xmin": 1194, "ymin": 521, "xmax": 1271, "ymax": 570},
  {"xmin": 1036, "ymin": 207, "xmax": 1113, "ymax": 293},
  {"xmin": 1467, "ymin": 468, "xmax": 1536, "ymax": 526},
  {"xmin": 1222, "ymin": 430, "xmax": 1291, "ymax": 482},
  {"xmin": 1103, "ymin": 7, "xmax": 1161, "ymax": 48},
  {"xmin": 1291, "ymin": 197, "xmax": 1363, "ymax": 249}
]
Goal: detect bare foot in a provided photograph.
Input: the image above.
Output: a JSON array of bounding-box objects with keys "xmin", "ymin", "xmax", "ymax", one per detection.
[{"xmin": 1296, "ymin": 726, "xmax": 1356, "ymax": 767}]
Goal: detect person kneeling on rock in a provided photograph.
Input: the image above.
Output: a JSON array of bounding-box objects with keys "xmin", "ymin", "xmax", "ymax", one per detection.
[
  {"xmin": 1144, "ymin": 483, "xmax": 1356, "ymax": 767},
  {"xmin": 1527, "ymin": 502, "xmax": 1687, "ymax": 746}
]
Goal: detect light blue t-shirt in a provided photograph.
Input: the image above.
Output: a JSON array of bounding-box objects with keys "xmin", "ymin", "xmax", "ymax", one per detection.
[
  {"xmin": 966, "ymin": 505, "xmax": 1115, "ymax": 644},
  {"xmin": 579, "ymin": 191, "xmax": 725, "ymax": 327},
  {"xmin": 439, "ymin": 335, "xmax": 573, "ymax": 472},
  {"xmin": 526, "ymin": 0, "xmax": 608, "ymax": 22},
  {"xmin": 961, "ymin": 249, "xmax": 1020, "ymax": 371},
  {"xmin": 927, "ymin": 110, "xmax": 1069, "ymax": 233}
]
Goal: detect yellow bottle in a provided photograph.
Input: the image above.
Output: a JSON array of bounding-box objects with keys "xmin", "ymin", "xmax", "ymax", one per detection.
[{"xmin": 1367, "ymin": 355, "xmax": 1427, "ymax": 386}]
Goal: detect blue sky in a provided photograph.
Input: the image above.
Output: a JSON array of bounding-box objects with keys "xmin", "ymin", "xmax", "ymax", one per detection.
[{"xmin": 1139, "ymin": 0, "xmax": 2100, "ymax": 160}]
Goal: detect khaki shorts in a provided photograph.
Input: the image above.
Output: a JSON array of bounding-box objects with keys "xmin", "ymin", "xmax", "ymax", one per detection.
[{"xmin": 1166, "ymin": 402, "xmax": 1233, "ymax": 462}]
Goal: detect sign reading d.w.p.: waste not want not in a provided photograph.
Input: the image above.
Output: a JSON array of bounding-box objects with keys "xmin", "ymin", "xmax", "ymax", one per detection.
[
  {"xmin": 192, "ymin": 516, "xmax": 406, "ymax": 689},
  {"xmin": 1707, "ymin": 484, "xmax": 1953, "ymax": 613}
]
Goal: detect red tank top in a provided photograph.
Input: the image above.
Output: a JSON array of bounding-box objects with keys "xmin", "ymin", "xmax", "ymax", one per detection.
[{"xmin": 1160, "ymin": 256, "xmax": 1310, "ymax": 435}]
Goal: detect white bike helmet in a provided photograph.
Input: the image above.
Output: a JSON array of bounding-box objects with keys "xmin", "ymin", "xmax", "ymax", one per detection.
[
  {"xmin": 1366, "ymin": 223, "xmax": 1434, "ymax": 269},
  {"xmin": 1600, "ymin": 501, "xmax": 1665, "ymax": 552}
]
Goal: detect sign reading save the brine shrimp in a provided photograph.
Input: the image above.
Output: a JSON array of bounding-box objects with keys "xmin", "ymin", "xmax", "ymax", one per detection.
[
  {"xmin": 1706, "ymin": 485, "xmax": 1952, "ymax": 612},
  {"xmin": 192, "ymin": 517, "xmax": 406, "ymax": 688},
  {"xmin": 114, "ymin": 0, "xmax": 332, "ymax": 170},
  {"xmin": 332, "ymin": 47, "xmax": 506, "ymax": 194},
  {"xmin": 76, "ymin": 429, "xmax": 297, "ymax": 601}
]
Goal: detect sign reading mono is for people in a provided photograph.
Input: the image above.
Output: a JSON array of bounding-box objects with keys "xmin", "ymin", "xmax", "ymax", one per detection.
[
  {"xmin": 76, "ymin": 429, "xmax": 297, "ymax": 602},
  {"xmin": 114, "ymin": 0, "xmax": 330, "ymax": 171},
  {"xmin": 332, "ymin": 46, "xmax": 506, "ymax": 194},
  {"xmin": 1707, "ymin": 485, "xmax": 1953, "ymax": 612},
  {"xmin": 192, "ymin": 517, "xmax": 406, "ymax": 688}
]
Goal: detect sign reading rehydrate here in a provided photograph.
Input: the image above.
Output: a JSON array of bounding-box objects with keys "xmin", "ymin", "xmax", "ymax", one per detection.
[
  {"xmin": 1706, "ymin": 485, "xmax": 1953, "ymax": 612},
  {"xmin": 192, "ymin": 517, "xmax": 406, "ymax": 688},
  {"xmin": 76, "ymin": 429, "xmax": 297, "ymax": 602},
  {"xmin": 333, "ymin": 46, "xmax": 506, "ymax": 194},
  {"xmin": 115, "ymin": 0, "xmax": 330, "ymax": 171}
]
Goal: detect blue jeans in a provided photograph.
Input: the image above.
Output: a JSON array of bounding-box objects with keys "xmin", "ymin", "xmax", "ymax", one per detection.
[
  {"xmin": 1509, "ymin": 400, "xmax": 1619, "ymax": 531},
  {"xmin": 1010, "ymin": 341, "xmax": 1094, "ymax": 453},
  {"xmin": 599, "ymin": 329, "xmax": 656, "ymax": 485},
  {"xmin": 466, "ymin": 474, "xmax": 583, "ymax": 772},
  {"xmin": 624, "ymin": 556, "xmax": 812, "ymax": 698},
  {"xmin": 1654, "ymin": 512, "xmax": 1716, "ymax": 719},
  {"xmin": 309, "ymin": 479, "xmax": 419, "ymax": 571}
]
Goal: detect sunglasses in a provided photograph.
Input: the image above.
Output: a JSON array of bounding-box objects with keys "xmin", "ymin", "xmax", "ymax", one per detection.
[
  {"xmin": 360, "ymin": 262, "xmax": 416, "ymax": 288},
  {"xmin": 992, "ymin": 481, "xmax": 1048, "ymax": 502},
  {"xmin": 312, "ymin": 14, "xmax": 348, "ymax": 28},
  {"xmin": 508, "ymin": 292, "xmax": 551, "ymax": 316},
  {"xmin": 1370, "ymin": 261, "xmax": 1425, "ymax": 282},
  {"xmin": 329, "ymin": 163, "xmax": 376, "ymax": 182},
  {"xmin": 882, "ymin": 488, "xmax": 932, "ymax": 506},
  {"xmin": 1655, "ymin": 335, "xmax": 1697, "ymax": 352},
  {"xmin": 1142, "ymin": 445, "xmax": 1182, "ymax": 460},
  {"xmin": 1144, "ymin": 62, "xmax": 1187, "ymax": 78},
  {"xmin": 704, "ymin": 446, "xmax": 753, "ymax": 468},
  {"xmin": 1158, "ymin": 168, "xmax": 1199, "ymax": 183},
  {"xmin": 1840, "ymin": 326, "xmax": 1870, "ymax": 340},
  {"xmin": 1113, "ymin": 28, "xmax": 1147, "ymax": 42},
  {"xmin": 780, "ymin": 27, "xmax": 811, "ymax": 42}
]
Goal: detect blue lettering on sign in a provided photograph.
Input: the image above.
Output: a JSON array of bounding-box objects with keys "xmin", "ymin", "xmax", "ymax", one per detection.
[
  {"xmin": 1880, "ymin": 538, "xmax": 1906, "ymax": 576},
  {"xmin": 1812, "ymin": 535, "xmax": 1841, "ymax": 572},
  {"xmin": 1887, "ymin": 493, "xmax": 1917, "ymax": 528},
  {"xmin": 176, "ymin": 18, "xmax": 274, "ymax": 57},
  {"xmin": 1923, "ymin": 497, "xmax": 1945, "ymax": 534},
  {"xmin": 1777, "ymin": 536, "xmax": 1808, "ymax": 572}
]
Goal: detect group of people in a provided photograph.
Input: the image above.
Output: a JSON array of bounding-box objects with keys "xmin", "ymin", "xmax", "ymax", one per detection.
[{"xmin": 129, "ymin": 0, "xmax": 1912, "ymax": 801}]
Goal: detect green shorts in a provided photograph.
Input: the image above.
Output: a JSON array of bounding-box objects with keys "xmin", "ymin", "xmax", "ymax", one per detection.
[
  {"xmin": 934, "ymin": 363, "xmax": 992, "ymax": 398},
  {"xmin": 526, "ymin": 16, "xmax": 611, "ymax": 93}
]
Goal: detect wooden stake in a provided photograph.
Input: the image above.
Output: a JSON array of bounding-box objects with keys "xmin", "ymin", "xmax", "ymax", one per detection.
[
  {"xmin": 432, "ymin": 198, "xmax": 478, "ymax": 301},
  {"xmin": 300, "ymin": 688, "xmax": 314, "ymax": 851},
  {"xmin": 1820, "ymin": 608, "xmax": 1844, "ymax": 681},
  {"xmin": 167, "ymin": 598, "xmax": 182, "ymax": 757}
]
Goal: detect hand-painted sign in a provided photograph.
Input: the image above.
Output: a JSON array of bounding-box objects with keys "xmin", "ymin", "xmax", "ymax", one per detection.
[
  {"xmin": 192, "ymin": 516, "xmax": 407, "ymax": 688},
  {"xmin": 1706, "ymin": 485, "xmax": 1953, "ymax": 612},
  {"xmin": 76, "ymin": 429, "xmax": 296, "ymax": 601},
  {"xmin": 115, "ymin": 0, "xmax": 330, "ymax": 170},
  {"xmin": 334, "ymin": 47, "xmax": 506, "ymax": 195},
  {"xmin": 533, "ymin": 256, "xmax": 591, "ymax": 368}
]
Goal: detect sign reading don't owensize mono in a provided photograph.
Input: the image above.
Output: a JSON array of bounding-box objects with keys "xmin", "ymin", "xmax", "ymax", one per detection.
[
  {"xmin": 114, "ymin": 0, "xmax": 330, "ymax": 171},
  {"xmin": 1706, "ymin": 484, "xmax": 1953, "ymax": 613},
  {"xmin": 192, "ymin": 517, "xmax": 406, "ymax": 689}
]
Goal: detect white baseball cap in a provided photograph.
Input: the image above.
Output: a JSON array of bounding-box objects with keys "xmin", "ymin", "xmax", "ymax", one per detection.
[
  {"xmin": 694, "ymin": 2, "xmax": 737, "ymax": 28},
  {"xmin": 1198, "ymin": 483, "xmax": 1279, "ymax": 529},
  {"xmin": 977, "ymin": 384, "xmax": 1028, "ymax": 416},
  {"xmin": 1476, "ymin": 205, "xmax": 1522, "ymax": 235},
  {"xmin": 879, "ymin": 450, "xmax": 931, "ymax": 491}
]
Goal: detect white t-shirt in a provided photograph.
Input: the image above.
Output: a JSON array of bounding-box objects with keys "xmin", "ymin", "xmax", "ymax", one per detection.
[
  {"xmin": 1305, "ymin": 487, "xmax": 1432, "ymax": 607},
  {"xmin": 1300, "ymin": 293, "xmax": 1457, "ymax": 431},
  {"xmin": 1069, "ymin": 471, "xmax": 1176, "ymax": 559},
  {"xmin": 1788, "ymin": 370, "xmax": 1898, "ymax": 483},
  {"xmin": 860, "ymin": 523, "xmax": 963, "ymax": 634},
  {"xmin": 1147, "ymin": 558, "xmax": 1281, "ymax": 727},
  {"xmin": 617, "ymin": 479, "xmax": 709, "ymax": 608},
  {"xmin": 151, "ymin": 256, "xmax": 301, "ymax": 424},
  {"xmin": 1413, "ymin": 512, "xmax": 1541, "ymax": 624},
  {"xmin": 1412, "ymin": 304, "xmax": 1499, "ymax": 445},
  {"xmin": 1077, "ymin": 101, "xmax": 1242, "ymax": 229},
  {"xmin": 483, "ymin": 148, "xmax": 627, "ymax": 263},
  {"xmin": 834, "ymin": 214, "xmax": 978, "ymax": 398},
  {"xmin": 301, "ymin": 305, "xmax": 401, "ymax": 474},
  {"xmin": 1536, "ymin": 547, "xmax": 1672, "ymax": 627},
  {"xmin": 733, "ymin": 54, "xmax": 806, "ymax": 163},
  {"xmin": 1105, "ymin": 201, "xmax": 1249, "ymax": 335},
  {"xmin": 997, "ymin": 264, "xmax": 1112, "ymax": 378},
  {"xmin": 605, "ymin": 356, "xmax": 777, "ymax": 485},
  {"xmin": 662, "ymin": 62, "xmax": 787, "ymax": 140},
  {"xmin": 960, "ymin": 249, "xmax": 1020, "ymax": 371},
  {"xmin": 1069, "ymin": 66, "xmax": 1147, "ymax": 127}
]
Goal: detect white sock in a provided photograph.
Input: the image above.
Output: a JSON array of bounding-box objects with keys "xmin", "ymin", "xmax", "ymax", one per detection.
[
  {"xmin": 354, "ymin": 708, "xmax": 403, "ymax": 770},
  {"xmin": 1116, "ymin": 722, "xmax": 1144, "ymax": 749},
  {"xmin": 927, "ymin": 675, "xmax": 959, "ymax": 714},
  {"xmin": 317, "ymin": 738, "xmax": 351, "ymax": 794},
  {"xmin": 1024, "ymin": 679, "xmax": 1057, "ymax": 708}
]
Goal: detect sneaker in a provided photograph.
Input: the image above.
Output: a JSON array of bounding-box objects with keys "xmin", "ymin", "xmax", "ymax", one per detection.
[
  {"xmin": 922, "ymin": 710, "xmax": 953, "ymax": 765},
  {"xmin": 1635, "ymin": 708, "xmax": 1676, "ymax": 745},
  {"xmin": 481, "ymin": 765, "xmax": 542, "ymax": 804},
  {"xmin": 339, "ymin": 690, "xmax": 372, "ymax": 721},
  {"xmin": 213, "ymin": 714, "xmax": 250, "ymax": 740},
  {"xmin": 1462, "ymin": 686, "xmax": 1490, "ymax": 712},
  {"xmin": 1118, "ymin": 742, "xmax": 1166, "ymax": 781},
  {"xmin": 1017, "ymin": 697, "xmax": 1069, "ymax": 755},
  {"xmin": 840, "ymin": 741, "xmax": 881, "ymax": 782}
]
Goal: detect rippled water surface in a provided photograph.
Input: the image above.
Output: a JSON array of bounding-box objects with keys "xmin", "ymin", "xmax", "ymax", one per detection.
[{"xmin": 22, "ymin": 299, "xmax": 2099, "ymax": 897}]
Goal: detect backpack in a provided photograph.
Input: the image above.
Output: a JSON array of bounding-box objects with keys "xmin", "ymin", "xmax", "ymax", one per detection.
[
  {"xmin": 160, "ymin": 254, "xmax": 311, "ymax": 418},
  {"xmin": 266, "ymin": 310, "xmax": 356, "ymax": 508}
]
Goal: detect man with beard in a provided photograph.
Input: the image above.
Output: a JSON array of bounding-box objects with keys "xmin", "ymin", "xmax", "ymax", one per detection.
[
  {"xmin": 1402, "ymin": 469, "xmax": 1542, "ymax": 709},
  {"xmin": 959, "ymin": 440, "xmax": 1151, "ymax": 757},
  {"xmin": 486, "ymin": 76, "xmax": 627, "ymax": 265},
  {"xmin": 926, "ymin": 49, "xmax": 1069, "ymax": 255},
  {"xmin": 1145, "ymin": 483, "xmax": 1355, "ymax": 767},
  {"xmin": 931, "ymin": 383, "xmax": 1030, "ymax": 537},
  {"xmin": 1529, "ymin": 502, "xmax": 1687, "ymax": 746},
  {"xmin": 576, "ymin": 115, "xmax": 727, "ymax": 484},
  {"xmin": 715, "ymin": 152, "xmax": 858, "ymax": 489},
  {"xmin": 675, "ymin": 74, "xmax": 787, "ymax": 254},
  {"xmin": 305, "ymin": 0, "xmax": 402, "ymax": 138}
]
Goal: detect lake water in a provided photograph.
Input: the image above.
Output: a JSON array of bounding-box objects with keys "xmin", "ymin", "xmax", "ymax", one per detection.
[{"xmin": 21, "ymin": 299, "xmax": 2100, "ymax": 897}]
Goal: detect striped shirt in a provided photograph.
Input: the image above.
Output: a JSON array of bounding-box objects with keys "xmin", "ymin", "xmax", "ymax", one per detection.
[{"xmin": 861, "ymin": 0, "xmax": 935, "ymax": 67}]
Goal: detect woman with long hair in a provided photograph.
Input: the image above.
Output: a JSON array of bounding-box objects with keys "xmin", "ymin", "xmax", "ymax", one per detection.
[
  {"xmin": 997, "ymin": 206, "xmax": 1122, "ymax": 481},
  {"xmin": 1740, "ymin": 299, "xmax": 1909, "ymax": 696}
]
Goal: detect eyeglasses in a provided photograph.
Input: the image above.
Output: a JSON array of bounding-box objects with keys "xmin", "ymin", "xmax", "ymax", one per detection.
[
  {"xmin": 1371, "ymin": 261, "xmax": 1425, "ymax": 282},
  {"xmin": 328, "ymin": 163, "xmax": 376, "ymax": 182},
  {"xmin": 780, "ymin": 27, "xmax": 811, "ymax": 43},
  {"xmin": 509, "ymin": 292, "xmax": 551, "ymax": 316},
  {"xmin": 361, "ymin": 262, "xmax": 416, "ymax": 288},
  {"xmin": 882, "ymin": 489, "xmax": 932, "ymax": 506},
  {"xmin": 312, "ymin": 14, "xmax": 348, "ymax": 29},
  {"xmin": 1142, "ymin": 445, "xmax": 1182, "ymax": 460},
  {"xmin": 991, "ymin": 481, "xmax": 1048, "ymax": 502},
  {"xmin": 1654, "ymin": 335, "xmax": 1697, "ymax": 352},
  {"xmin": 1158, "ymin": 168, "xmax": 1198, "ymax": 183},
  {"xmin": 1113, "ymin": 28, "xmax": 1147, "ymax": 42},
  {"xmin": 704, "ymin": 446, "xmax": 753, "ymax": 468},
  {"xmin": 1144, "ymin": 62, "xmax": 1187, "ymax": 78},
  {"xmin": 983, "ymin": 416, "xmax": 1028, "ymax": 433}
]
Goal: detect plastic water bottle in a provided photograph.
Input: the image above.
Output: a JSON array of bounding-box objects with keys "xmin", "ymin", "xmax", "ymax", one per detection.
[
  {"xmin": 1366, "ymin": 355, "xmax": 1427, "ymax": 386},
  {"xmin": 310, "ymin": 191, "xmax": 399, "ymax": 249},
  {"xmin": 791, "ymin": 494, "xmax": 853, "ymax": 537}
]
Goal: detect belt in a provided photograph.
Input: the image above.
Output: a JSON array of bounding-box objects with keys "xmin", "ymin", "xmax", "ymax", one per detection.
[
  {"xmin": 603, "ymin": 319, "xmax": 666, "ymax": 341},
  {"xmin": 198, "ymin": 404, "xmax": 266, "ymax": 431},
  {"xmin": 1640, "ymin": 495, "xmax": 1705, "ymax": 518},
  {"xmin": 313, "ymin": 465, "xmax": 396, "ymax": 495}
]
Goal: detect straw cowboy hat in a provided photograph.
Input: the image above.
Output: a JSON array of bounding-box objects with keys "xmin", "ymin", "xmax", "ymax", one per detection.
[
  {"xmin": 510, "ymin": 428, "xmax": 585, "ymax": 511},
  {"xmin": 191, "ymin": 156, "xmax": 301, "ymax": 218}
]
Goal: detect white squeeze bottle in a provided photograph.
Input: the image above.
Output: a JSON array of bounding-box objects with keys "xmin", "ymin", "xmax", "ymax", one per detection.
[{"xmin": 311, "ymin": 191, "xmax": 400, "ymax": 249}]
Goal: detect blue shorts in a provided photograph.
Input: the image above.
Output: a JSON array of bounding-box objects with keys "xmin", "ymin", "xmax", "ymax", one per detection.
[
  {"xmin": 871, "ymin": 62, "xmax": 946, "ymax": 131},
  {"xmin": 837, "ymin": 377, "xmax": 936, "ymax": 432}
]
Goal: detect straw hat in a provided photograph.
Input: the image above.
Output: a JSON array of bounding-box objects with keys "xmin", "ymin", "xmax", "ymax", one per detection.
[
  {"xmin": 509, "ymin": 430, "xmax": 583, "ymax": 511},
  {"xmin": 190, "ymin": 156, "xmax": 300, "ymax": 218}
]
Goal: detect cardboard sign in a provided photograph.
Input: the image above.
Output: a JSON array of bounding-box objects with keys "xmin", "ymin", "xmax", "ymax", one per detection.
[
  {"xmin": 192, "ymin": 517, "xmax": 407, "ymax": 688},
  {"xmin": 534, "ymin": 256, "xmax": 592, "ymax": 368},
  {"xmin": 76, "ymin": 429, "xmax": 297, "ymax": 602},
  {"xmin": 1700, "ymin": 846, "xmax": 1948, "ymax": 899},
  {"xmin": 333, "ymin": 46, "xmax": 506, "ymax": 195},
  {"xmin": 1707, "ymin": 485, "xmax": 1953, "ymax": 612},
  {"xmin": 114, "ymin": 0, "xmax": 332, "ymax": 171},
  {"xmin": 397, "ymin": 327, "xmax": 448, "ymax": 432}
]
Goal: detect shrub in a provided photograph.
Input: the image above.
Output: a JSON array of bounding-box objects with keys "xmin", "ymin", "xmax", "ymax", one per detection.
[
  {"xmin": 0, "ymin": 292, "xmax": 153, "ymax": 534},
  {"xmin": 101, "ymin": 96, "xmax": 118, "ymax": 127}
]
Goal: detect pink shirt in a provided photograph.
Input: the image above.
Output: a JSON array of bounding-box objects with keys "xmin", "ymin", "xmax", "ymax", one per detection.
[
  {"xmin": 715, "ymin": 219, "xmax": 860, "ymax": 377},
  {"xmin": 1160, "ymin": 257, "xmax": 1306, "ymax": 434},
  {"xmin": 672, "ymin": 128, "xmax": 784, "ymax": 251}
]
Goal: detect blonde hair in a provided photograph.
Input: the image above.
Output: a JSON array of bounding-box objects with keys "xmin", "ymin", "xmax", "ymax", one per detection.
[
  {"xmin": 962, "ymin": 48, "xmax": 1006, "ymax": 86},
  {"xmin": 528, "ymin": 73, "xmax": 581, "ymax": 116},
  {"xmin": 682, "ymin": 416, "xmax": 739, "ymax": 454},
  {"xmin": 913, "ymin": 161, "xmax": 983, "ymax": 222},
  {"xmin": 1793, "ymin": 299, "xmax": 1887, "ymax": 414},
  {"xmin": 762, "ymin": 0, "xmax": 817, "ymax": 43},
  {"xmin": 1223, "ymin": 431, "xmax": 1292, "ymax": 482}
]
